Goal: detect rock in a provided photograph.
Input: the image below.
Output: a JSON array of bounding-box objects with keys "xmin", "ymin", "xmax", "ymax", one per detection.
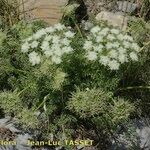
[
  {"xmin": 20, "ymin": 0, "xmax": 69, "ymax": 25},
  {"xmin": 117, "ymin": 1, "xmax": 138, "ymax": 13},
  {"xmin": 110, "ymin": 118, "xmax": 150, "ymax": 150},
  {"xmin": 138, "ymin": 127, "xmax": 150, "ymax": 150},
  {"xmin": 95, "ymin": 11, "xmax": 128, "ymax": 30},
  {"xmin": 84, "ymin": 0, "xmax": 117, "ymax": 15},
  {"xmin": 16, "ymin": 134, "xmax": 32, "ymax": 150},
  {"xmin": 0, "ymin": 116, "xmax": 20, "ymax": 133}
]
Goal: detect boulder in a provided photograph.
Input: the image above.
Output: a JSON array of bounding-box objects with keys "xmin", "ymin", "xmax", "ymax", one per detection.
[
  {"xmin": 96, "ymin": 11, "xmax": 128, "ymax": 30},
  {"xmin": 117, "ymin": 1, "xmax": 138, "ymax": 13},
  {"xmin": 20, "ymin": 0, "xmax": 69, "ymax": 25}
]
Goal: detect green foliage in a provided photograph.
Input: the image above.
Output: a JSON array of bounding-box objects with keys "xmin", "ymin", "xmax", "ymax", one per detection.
[
  {"xmin": 0, "ymin": 18, "xmax": 139, "ymax": 149},
  {"xmin": 128, "ymin": 17, "xmax": 150, "ymax": 45},
  {"xmin": 0, "ymin": 31, "xmax": 6, "ymax": 47},
  {"xmin": 0, "ymin": 90, "xmax": 22, "ymax": 115},
  {"xmin": 0, "ymin": 90, "xmax": 39, "ymax": 128},
  {"xmin": 63, "ymin": 3, "xmax": 80, "ymax": 17},
  {"xmin": 119, "ymin": 18, "xmax": 150, "ymax": 115},
  {"xmin": 140, "ymin": 0, "xmax": 150, "ymax": 21},
  {"xmin": 109, "ymin": 98, "xmax": 135, "ymax": 125},
  {"xmin": 68, "ymin": 88, "xmax": 113, "ymax": 118},
  {"xmin": 52, "ymin": 69, "xmax": 67, "ymax": 90},
  {"xmin": 62, "ymin": 48, "xmax": 121, "ymax": 92},
  {"xmin": 17, "ymin": 108, "xmax": 39, "ymax": 128},
  {"xmin": 68, "ymin": 88, "xmax": 135, "ymax": 131}
]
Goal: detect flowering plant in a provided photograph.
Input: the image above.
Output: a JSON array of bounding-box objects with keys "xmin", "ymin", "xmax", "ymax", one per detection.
[
  {"xmin": 21, "ymin": 23, "xmax": 75, "ymax": 65},
  {"xmin": 0, "ymin": 20, "xmax": 144, "ymax": 149},
  {"xmin": 22, "ymin": 22, "xmax": 140, "ymax": 71},
  {"xmin": 83, "ymin": 25, "xmax": 140, "ymax": 70}
]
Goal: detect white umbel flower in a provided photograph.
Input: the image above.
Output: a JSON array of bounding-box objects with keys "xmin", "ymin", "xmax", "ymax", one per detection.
[
  {"xmin": 53, "ymin": 49, "xmax": 62, "ymax": 57},
  {"xmin": 118, "ymin": 47, "xmax": 126, "ymax": 54},
  {"xmin": 30, "ymin": 41, "xmax": 39, "ymax": 48},
  {"xmin": 111, "ymin": 29, "xmax": 120, "ymax": 35},
  {"xmin": 124, "ymin": 34, "xmax": 133, "ymax": 41},
  {"xmin": 109, "ymin": 50, "xmax": 118, "ymax": 58},
  {"xmin": 90, "ymin": 26, "xmax": 101, "ymax": 34},
  {"xmin": 28, "ymin": 51, "xmax": 41, "ymax": 66},
  {"xmin": 106, "ymin": 43, "xmax": 113, "ymax": 49},
  {"xmin": 87, "ymin": 51, "xmax": 97, "ymax": 61},
  {"xmin": 132, "ymin": 43, "xmax": 140, "ymax": 52},
  {"xmin": 33, "ymin": 29, "xmax": 46, "ymax": 39},
  {"xmin": 61, "ymin": 38, "xmax": 71, "ymax": 46},
  {"xmin": 123, "ymin": 41, "xmax": 130, "ymax": 48},
  {"xmin": 100, "ymin": 28, "xmax": 109, "ymax": 36},
  {"xmin": 64, "ymin": 31, "xmax": 75, "ymax": 38},
  {"xmin": 83, "ymin": 25, "xmax": 140, "ymax": 70},
  {"xmin": 117, "ymin": 34, "xmax": 124, "ymax": 41},
  {"xmin": 44, "ymin": 50, "xmax": 53, "ymax": 57},
  {"xmin": 107, "ymin": 34, "xmax": 115, "ymax": 41},
  {"xmin": 118, "ymin": 54, "xmax": 127, "ymax": 63},
  {"xmin": 54, "ymin": 23, "xmax": 65, "ymax": 31},
  {"xmin": 62, "ymin": 46, "xmax": 73, "ymax": 53},
  {"xmin": 83, "ymin": 41, "xmax": 93, "ymax": 50},
  {"xmin": 94, "ymin": 45, "xmax": 103, "ymax": 52},
  {"xmin": 113, "ymin": 42, "xmax": 120, "ymax": 48},
  {"xmin": 51, "ymin": 56, "xmax": 62, "ymax": 64},
  {"xmin": 44, "ymin": 35, "xmax": 52, "ymax": 41},
  {"xmin": 108, "ymin": 60, "xmax": 120, "ymax": 70},
  {"xmin": 45, "ymin": 26, "xmax": 55, "ymax": 33},
  {"xmin": 100, "ymin": 56, "xmax": 110, "ymax": 66},
  {"xmin": 129, "ymin": 52, "xmax": 138, "ymax": 61},
  {"xmin": 96, "ymin": 36, "xmax": 103, "ymax": 42},
  {"xmin": 52, "ymin": 35, "xmax": 60, "ymax": 44},
  {"xmin": 22, "ymin": 23, "xmax": 74, "ymax": 66},
  {"xmin": 41, "ymin": 41, "xmax": 50, "ymax": 51},
  {"xmin": 21, "ymin": 42, "xmax": 30, "ymax": 53}
]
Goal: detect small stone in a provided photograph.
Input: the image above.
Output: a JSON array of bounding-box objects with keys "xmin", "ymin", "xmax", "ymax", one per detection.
[
  {"xmin": 117, "ymin": 1, "xmax": 138, "ymax": 13},
  {"xmin": 96, "ymin": 11, "xmax": 128, "ymax": 30}
]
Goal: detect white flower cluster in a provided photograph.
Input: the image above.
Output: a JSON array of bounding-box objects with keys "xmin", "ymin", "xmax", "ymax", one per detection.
[
  {"xmin": 21, "ymin": 23, "xmax": 75, "ymax": 65},
  {"xmin": 83, "ymin": 25, "xmax": 140, "ymax": 70},
  {"xmin": 81, "ymin": 20, "xmax": 94, "ymax": 31}
]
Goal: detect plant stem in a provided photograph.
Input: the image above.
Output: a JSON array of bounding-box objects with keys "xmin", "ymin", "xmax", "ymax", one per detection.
[
  {"xmin": 71, "ymin": 17, "xmax": 84, "ymax": 39},
  {"xmin": 17, "ymin": 85, "xmax": 30, "ymax": 96},
  {"xmin": 34, "ymin": 94, "xmax": 50, "ymax": 111},
  {"xmin": 140, "ymin": 40, "xmax": 150, "ymax": 52},
  {"xmin": 117, "ymin": 85, "xmax": 150, "ymax": 91}
]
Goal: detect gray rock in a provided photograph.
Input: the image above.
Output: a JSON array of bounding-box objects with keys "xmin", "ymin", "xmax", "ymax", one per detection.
[
  {"xmin": 110, "ymin": 118, "xmax": 150, "ymax": 150},
  {"xmin": 0, "ymin": 117, "xmax": 33, "ymax": 150},
  {"xmin": 96, "ymin": 11, "xmax": 128, "ymax": 30},
  {"xmin": 0, "ymin": 145, "xmax": 16, "ymax": 150},
  {"xmin": 16, "ymin": 134, "xmax": 32, "ymax": 150},
  {"xmin": 138, "ymin": 127, "xmax": 150, "ymax": 150},
  {"xmin": 0, "ymin": 116, "xmax": 20, "ymax": 133},
  {"xmin": 117, "ymin": 1, "xmax": 138, "ymax": 13}
]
